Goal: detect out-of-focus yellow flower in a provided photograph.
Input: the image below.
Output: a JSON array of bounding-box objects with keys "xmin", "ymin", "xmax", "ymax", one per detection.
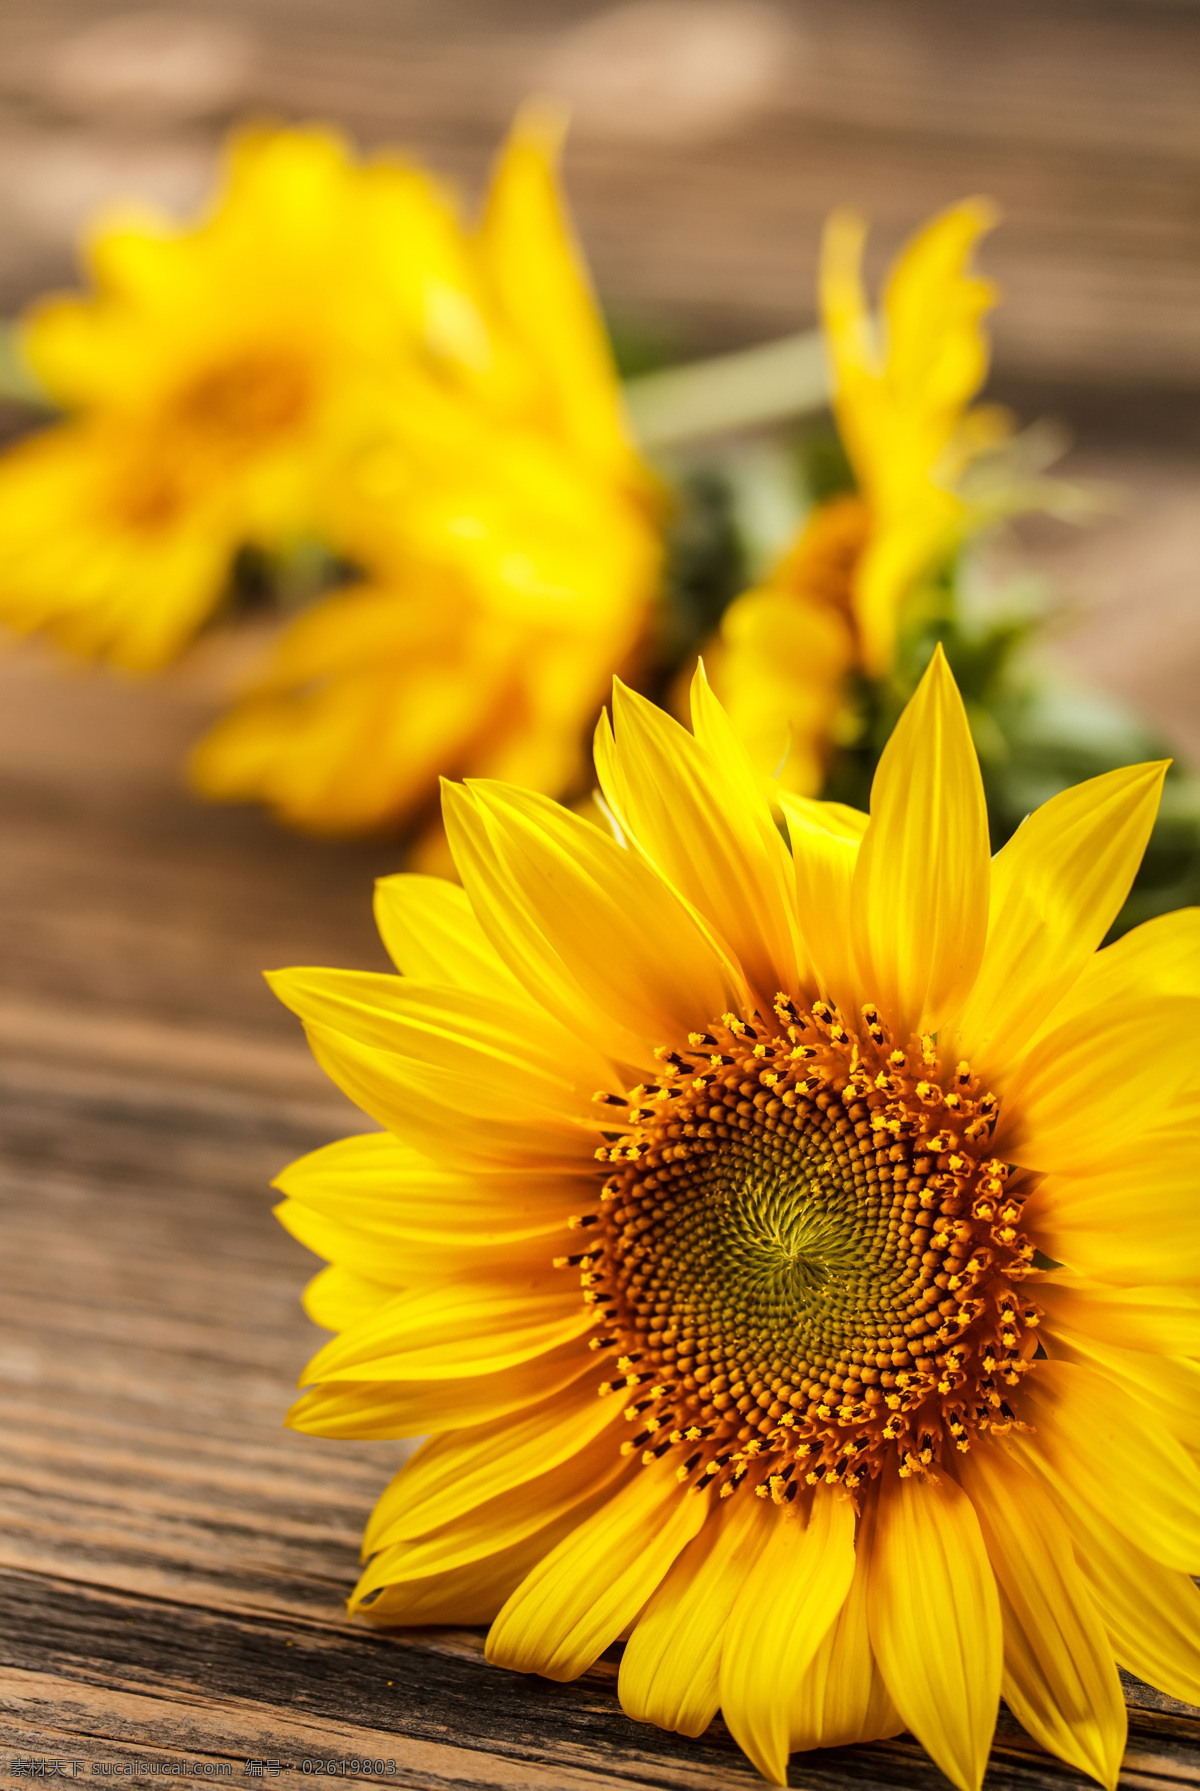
[
  {"xmin": 0, "ymin": 125, "xmax": 471, "ymax": 669},
  {"xmin": 713, "ymin": 494, "xmax": 868, "ymax": 799},
  {"xmin": 712, "ymin": 200, "xmax": 1003, "ymax": 794},
  {"xmin": 823, "ymin": 198, "xmax": 1003, "ymax": 676},
  {"xmin": 191, "ymin": 114, "xmax": 662, "ymax": 838},
  {"xmin": 188, "ymin": 549, "xmax": 649, "ymax": 840}
]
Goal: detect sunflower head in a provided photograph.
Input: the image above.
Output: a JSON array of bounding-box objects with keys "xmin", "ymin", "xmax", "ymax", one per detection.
[
  {"xmin": 190, "ymin": 111, "xmax": 662, "ymax": 839},
  {"xmin": 273, "ymin": 648, "xmax": 1200, "ymax": 1791},
  {"xmin": 0, "ymin": 123, "xmax": 475, "ymax": 669},
  {"xmin": 821, "ymin": 197, "xmax": 1002, "ymax": 676},
  {"xmin": 710, "ymin": 199, "xmax": 1005, "ymax": 796}
]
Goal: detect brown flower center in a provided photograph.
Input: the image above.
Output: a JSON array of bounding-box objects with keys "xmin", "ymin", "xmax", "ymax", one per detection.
[
  {"xmin": 174, "ymin": 353, "xmax": 312, "ymax": 447},
  {"xmin": 110, "ymin": 354, "xmax": 314, "ymax": 532},
  {"xmin": 573, "ymin": 995, "xmax": 1040, "ymax": 1500}
]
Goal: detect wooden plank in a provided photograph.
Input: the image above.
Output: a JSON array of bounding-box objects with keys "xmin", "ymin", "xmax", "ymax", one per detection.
[
  {"xmin": 0, "ymin": 0, "xmax": 1196, "ymax": 390},
  {"xmin": 4, "ymin": 1570, "xmax": 1198, "ymax": 1788}
]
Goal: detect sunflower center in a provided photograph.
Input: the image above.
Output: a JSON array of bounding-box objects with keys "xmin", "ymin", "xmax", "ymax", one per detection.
[
  {"xmin": 579, "ymin": 995, "xmax": 1041, "ymax": 1499},
  {"xmin": 174, "ymin": 353, "xmax": 312, "ymax": 447}
]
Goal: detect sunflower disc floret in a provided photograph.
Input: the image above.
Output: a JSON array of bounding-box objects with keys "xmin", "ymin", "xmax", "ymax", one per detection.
[{"xmin": 587, "ymin": 999, "xmax": 1037, "ymax": 1495}]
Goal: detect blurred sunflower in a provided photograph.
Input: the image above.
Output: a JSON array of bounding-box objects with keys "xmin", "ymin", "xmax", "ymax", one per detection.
[
  {"xmin": 0, "ymin": 125, "xmax": 468, "ymax": 670},
  {"xmin": 190, "ymin": 113, "xmax": 662, "ymax": 838},
  {"xmin": 270, "ymin": 651, "xmax": 1199, "ymax": 1789},
  {"xmin": 712, "ymin": 199, "xmax": 1013, "ymax": 796}
]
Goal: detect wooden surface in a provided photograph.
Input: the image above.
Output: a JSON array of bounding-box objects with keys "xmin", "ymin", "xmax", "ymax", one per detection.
[
  {"xmin": 0, "ymin": 636, "xmax": 1199, "ymax": 1781},
  {"xmin": 0, "ymin": 0, "xmax": 1198, "ymax": 399}
]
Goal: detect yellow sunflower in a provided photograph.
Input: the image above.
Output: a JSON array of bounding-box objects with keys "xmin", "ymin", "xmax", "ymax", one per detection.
[
  {"xmin": 189, "ymin": 112, "xmax": 661, "ymax": 837},
  {"xmin": 270, "ymin": 648, "xmax": 1200, "ymax": 1789},
  {"xmin": 0, "ymin": 124, "xmax": 468, "ymax": 669},
  {"xmin": 713, "ymin": 198, "xmax": 1006, "ymax": 795}
]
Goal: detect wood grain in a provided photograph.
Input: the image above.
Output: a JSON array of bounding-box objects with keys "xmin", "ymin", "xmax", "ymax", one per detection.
[
  {"xmin": 2, "ymin": 1573, "xmax": 1199, "ymax": 1785},
  {"xmin": 0, "ymin": 0, "xmax": 1197, "ymax": 400}
]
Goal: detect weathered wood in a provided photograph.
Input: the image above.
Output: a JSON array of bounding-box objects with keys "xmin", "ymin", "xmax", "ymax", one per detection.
[
  {"xmin": 1, "ymin": 1570, "xmax": 1198, "ymax": 1785},
  {"xmin": 3, "ymin": 1566, "xmax": 1199, "ymax": 1788},
  {"xmin": 0, "ymin": 0, "xmax": 1197, "ymax": 391}
]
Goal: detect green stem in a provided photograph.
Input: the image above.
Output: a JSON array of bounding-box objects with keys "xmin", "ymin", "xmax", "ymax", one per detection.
[
  {"xmin": 0, "ymin": 321, "xmax": 52, "ymax": 408},
  {"xmin": 623, "ymin": 328, "xmax": 828, "ymax": 450},
  {"xmin": 0, "ymin": 316, "xmax": 833, "ymax": 437}
]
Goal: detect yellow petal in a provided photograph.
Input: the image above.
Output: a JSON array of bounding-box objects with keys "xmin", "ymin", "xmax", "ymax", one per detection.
[
  {"xmin": 373, "ymin": 872, "xmax": 526, "ymax": 998},
  {"xmin": 1038, "ymin": 1326, "xmax": 1200, "ymax": 1455},
  {"xmin": 269, "ymin": 967, "xmax": 603, "ymax": 1115},
  {"xmin": 302, "ymin": 1279, "xmax": 595, "ymax": 1384},
  {"xmin": 821, "ymin": 200, "xmax": 998, "ymax": 676},
  {"xmin": 301, "ymin": 1261, "xmax": 393, "ymax": 1331},
  {"xmin": 277, "ymin": 1193, "xmax": 574, "ymax": 1288},
  {"xmin": 354, "ymin": 1534, "xmax": 551, "ymax": 1628},
  {"xmin": 618, "ymin": 1485, "xmax": 774, "ymax": 1740},
  {"xmin": 689, "ymin": 665, "xmax": 808, "ymax": 974},
  {"xmin": 352, "ymin": 1493, "xmax": 617, "ymax": 1629},
  {"xmin": 485, "ymin": 1456, "xmax": 710, "ymax": 1680},
  {"xmin": 275, "ymin": 1129, "xmax": 583, "ymax": 1232},
  {"xmin": 287, "ymin": 1340, "xmax": 595, "ymax": 1439},
  {"xmin": 363, "ymin": 1385, "xmax": 623, "ymax": 1549},
  {"xmin": 994, "ymin": 996, "xmax": 1200, "ymax": 1174},
  {"xmin": 789, "ymin": 1521, "xmax": 904, "ymax": 1753},
  {"xmin": 851, "ymin": 646, "xmax": 990, "ymax": 1037},
  {"xmin": 710, "ymin": 570, "xmax": 855, "ymax": 800},
  {"xmin": 1023, "ymin": 1130, "xmax": 1200, "ymax": 1285},
  {"xmin": 866, "ymin": 1465, "xmax": 1002, "ymax": 1791},
  {"xmin": 1026, "ymin": 902, "xmax": 1200, "ymax": 1047},
  {"xmin": 300, "ymin": 1020, "xmax": 595, "ymax": 1171},
  {"xmin": 1035, "ymin": 1275, "xmax": 1200, "ymax": 1357},
  {"xmin": 1035, "ymin": 1479, "xmax": 1200, "ymax": 1707},
  {"xmin": 442, "ymin": 777, "xmax": 649, "ymax": 1069},
  {"xmin": 718, "ymin": 1489, "xmax": 857, "ymax": 1786},
  {"xmin": 778, "ymin": 792, "xmax": 867, "ymax": 1017},
  {"xmin": 593, "ymin": 671, "xmax": 802, "ymax": 1010},
  {"xmin": 191, "ymin": 574, "xmax": 514, "ymax": 837},
  {"xmin": 953, "ymin": 763, "xmax": 1168, "ymax": 1076},
  {"xmin": 354, "ymin": 1538, "xmax": 542, "ymax": 1627},
  {"xmin": 355, "ymin": 1447, "xmax": 631, "ymax": 1591},
  {"xmin": 272, "ymin": 1127, "xmax": 584, "ymax": 1286},
  {"xmin": 958, "ymin": 1446, "xmax": 1125, "ymax": 1790},
  {"xmin": 446, "ymin": 778, "xmax": 741, "ymax": 1058},
  {"xmin": 0, "ymin": 421, "xmax": 236, "ymax": 670},
  {"xmin": 880, "ymin": 201, "xmax": 997, "ymax": 420},
  {"xmin": 1017, "ymin": 1359, "xmax": 1200, "ymax": 1574},
  {"xmin": 784, "ymin": 797, "xmax": 871, "ymax": 841},
  {"xmin": 480, "ymin": 106, "xmax": 641, "ymax": 484}
]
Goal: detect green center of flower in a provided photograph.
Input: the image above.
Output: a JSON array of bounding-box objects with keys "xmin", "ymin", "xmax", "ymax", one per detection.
[{"xmin": 580, "ymin": 995, "xmax": 1041, "ymax": 1498}]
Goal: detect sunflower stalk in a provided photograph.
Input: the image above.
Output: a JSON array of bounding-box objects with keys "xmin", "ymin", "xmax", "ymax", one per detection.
[
  {"xmin": 623, "ymin": 328, "xmax": 828, "ymax": 450},
  {"xmin": 0, "ymin": 320, "xmax": 51, "ymax": 409}
]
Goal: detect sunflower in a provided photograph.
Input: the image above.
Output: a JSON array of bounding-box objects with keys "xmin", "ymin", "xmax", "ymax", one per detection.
[
  {"xmin": 270, "ymin": 648, "xmax": 1200, "ymax": 1789},
  {"xmin": 189, "ymin": 112, "xmax": 661, "ymax": 837},
  {"xmin": 187, "ymin": 543, "xmax": 651, "ymax": 839},
  {"xmin": 0, "ymin": 124, "xmax": 468, "ymax": 669},
  {"xmin": 712, "ymin": 198, "xmax": 1008, "ymax": 796}
]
